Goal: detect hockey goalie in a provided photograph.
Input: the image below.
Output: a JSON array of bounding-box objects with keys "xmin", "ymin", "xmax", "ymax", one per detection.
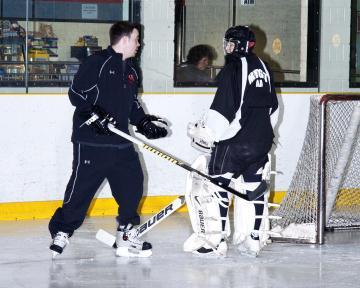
[{"xmin": 183, "ymin": 25, "xmax": 279, "ymax": 257}]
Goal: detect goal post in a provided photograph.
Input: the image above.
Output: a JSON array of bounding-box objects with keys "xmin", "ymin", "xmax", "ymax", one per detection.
[{"xmin": 271, "ymin": 94, "xmax": 360, "ymax": 244}]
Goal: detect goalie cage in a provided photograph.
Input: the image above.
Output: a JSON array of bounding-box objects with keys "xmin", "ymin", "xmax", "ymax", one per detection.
[{"xmin": 270, "ymin": 94, "xmax": 360, "ymax": 244}]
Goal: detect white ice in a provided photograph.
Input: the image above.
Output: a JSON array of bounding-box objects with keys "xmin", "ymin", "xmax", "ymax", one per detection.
[{"xmin": 1, "ymin": 212, "xmax": 360, "ymax": 288}]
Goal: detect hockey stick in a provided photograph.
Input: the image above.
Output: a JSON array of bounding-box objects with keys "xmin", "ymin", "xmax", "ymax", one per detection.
[
  {"xmin": 96, "ymin": 195, "xmax": 186, "ymax": 247},
  {"xmin": 106, "ymin": 123, "xmax": 267, "ymax": 201},
  {"xmin": 83, "ymin": 113, "xmax": 267, "ymax": 201}
]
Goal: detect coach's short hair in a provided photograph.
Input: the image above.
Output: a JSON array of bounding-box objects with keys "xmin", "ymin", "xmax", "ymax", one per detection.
[{"xmin": 109, "ymin": 21, "xmax": 140, "ymax": 46}]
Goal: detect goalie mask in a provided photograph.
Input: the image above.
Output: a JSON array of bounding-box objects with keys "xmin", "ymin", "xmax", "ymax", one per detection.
[{"xmin": 223, "ymin": 25, "xmax": 255, "ymax": 56}]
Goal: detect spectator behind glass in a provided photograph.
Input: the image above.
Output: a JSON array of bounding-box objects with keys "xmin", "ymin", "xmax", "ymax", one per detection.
[{"xmin": 176, "ymin": 44, "xmax": 217, "ymax": 83}]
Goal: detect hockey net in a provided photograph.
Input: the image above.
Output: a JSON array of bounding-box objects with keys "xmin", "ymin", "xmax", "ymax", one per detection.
[{"xmin": 271, "ymin": 94, "xmax": 360, "ymax": 244}]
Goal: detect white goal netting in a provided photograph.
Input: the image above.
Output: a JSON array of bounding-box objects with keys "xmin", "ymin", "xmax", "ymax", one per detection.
[{"xmin": 271, "ymin": 94, "xmax": 360, "ymax": 243}]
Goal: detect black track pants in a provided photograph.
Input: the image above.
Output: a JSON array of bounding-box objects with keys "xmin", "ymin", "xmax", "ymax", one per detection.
[{"xmin": 49, "ymin": 143, "xmax": 144, "ymax": 237}]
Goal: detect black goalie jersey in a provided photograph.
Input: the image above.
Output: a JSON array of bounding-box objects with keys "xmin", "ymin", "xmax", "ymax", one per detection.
[{"xmin": 206, "ymin": 54, "xmax": 278, "ymax": 148}]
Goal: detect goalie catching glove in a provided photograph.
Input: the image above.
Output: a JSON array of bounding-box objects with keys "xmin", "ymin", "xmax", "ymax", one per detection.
[
  {"xmin": 187, "ymin": 118, "xmax": 215, "ymax": 154},
  {"xmin": 136, "ymin": 114, "xmax": 168, "ymax": 139}
]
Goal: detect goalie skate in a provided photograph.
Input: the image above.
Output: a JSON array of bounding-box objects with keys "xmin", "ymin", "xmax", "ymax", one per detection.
[
  {"xmin": 190, "ymin": 237, "xmax": 228, "ymax": 257},
  {"xmin": 237, "ymin": 234, "xmax": 261, "ymax": 258}
]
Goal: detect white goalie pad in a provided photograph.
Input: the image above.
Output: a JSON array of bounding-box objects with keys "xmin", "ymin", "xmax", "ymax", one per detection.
[
  {"xmin": 183, "ymin": 155, "xmax": 230, "ymax": 254},
  {"xmin": 232, "ymin": 170, "xmax": 273, "ymax": 251},
  {"xmin": 233, "ymin": 191, "xmax": 255, "ymax": 244},
  {"xmin": 187, "ymin": 117, "xmax": 216, "ymax": 154}
]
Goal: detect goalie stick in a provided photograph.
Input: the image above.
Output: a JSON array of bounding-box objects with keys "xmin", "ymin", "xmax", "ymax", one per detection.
[
  {"xmin": 96, "ymin": 196, "xmax": 186, "ymax": 247},
  {"xmin": 108, "ymin": 124, "xmax": 266, "ymax": 201},
  {"xmin": 84, "ymin": 114, "xmax": 267, "ymax": 201}
]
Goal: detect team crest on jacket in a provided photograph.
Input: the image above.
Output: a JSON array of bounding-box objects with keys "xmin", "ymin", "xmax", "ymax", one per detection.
[{"xmin": 128, "ymin": 74, "xmax": 136, "ymax": 84}]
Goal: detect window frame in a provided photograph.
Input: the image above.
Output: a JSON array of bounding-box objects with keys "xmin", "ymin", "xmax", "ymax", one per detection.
[
  {"xmin": 173, "ymin": 0, "xmax": 320, "ymax": 88},
  {"xmin": 350, "ymin": 0, "xmax": 359, "ymax": 87},
  {"xmin": 1, "ymin": 0, "xmax": 136, "ymax": 23},
  {"xmin": 0, "ymin": 0, "xmax": 140, "ymax": 88}
]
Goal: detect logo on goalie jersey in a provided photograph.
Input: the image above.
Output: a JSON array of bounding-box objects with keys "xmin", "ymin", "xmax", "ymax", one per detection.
[{"xmin": 248, "ymin": 68, "xmax": 269, "ymax": 87}]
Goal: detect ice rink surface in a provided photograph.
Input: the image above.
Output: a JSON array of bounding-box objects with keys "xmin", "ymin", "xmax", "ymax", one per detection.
[{"xmin": 1, "ymin": 212, "xmax": 360, "ymax": 288}]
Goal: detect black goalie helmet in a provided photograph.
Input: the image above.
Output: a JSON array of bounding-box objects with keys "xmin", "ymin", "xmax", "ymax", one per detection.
[{"xmin": 223, "ymin": 25, "xmax": 256, "ymax": 56}]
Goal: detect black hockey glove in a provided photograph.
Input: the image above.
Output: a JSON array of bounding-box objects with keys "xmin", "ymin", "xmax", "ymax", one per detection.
[
  {"xmin": 82, "ymin": 105, "xmax": 116, "ymax": 135},
  {"xmin": 136, "ymin": 115, "xmax": 168, "ymax": 139}
]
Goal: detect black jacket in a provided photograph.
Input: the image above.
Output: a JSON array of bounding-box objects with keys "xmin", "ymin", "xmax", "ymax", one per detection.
[
  {"xmin": 207, "ymin": 53, "xmax": 278, "ymax": 146},
  {"xmin": 69, "ymin": 46, "xmax": 146, "ymax": 146}
]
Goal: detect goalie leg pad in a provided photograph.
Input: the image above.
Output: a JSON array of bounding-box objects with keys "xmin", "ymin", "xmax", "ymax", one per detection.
[
  {"xmin": 184, "ymin": 155, "xmax": 230, "ymax": 255},
  {"xmin": 232, "ymin": 176, "xmax": 256, "ymax": 245},
  {"xmin": 232, "ymin": 158, "xmax": 271, "ymax": 256}
]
